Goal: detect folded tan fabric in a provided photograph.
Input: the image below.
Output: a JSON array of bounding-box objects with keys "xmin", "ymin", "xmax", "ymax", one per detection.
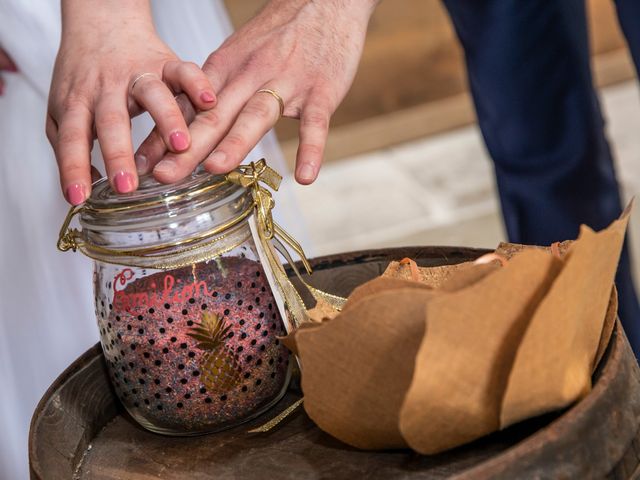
[
  {"xmin": 500, "ymin": 211, "xmax": 630, "ymax": 428},
  {"xmin": 286, "ymin": 205, "xmax": 631, "ymax": 453},
  {"xmin": 400, "ymin": 249, "xmax": 561, "ymax": 454},
  {"xmin": 295, "ymin": 289, "xmax": 433, "ymax": 449}
]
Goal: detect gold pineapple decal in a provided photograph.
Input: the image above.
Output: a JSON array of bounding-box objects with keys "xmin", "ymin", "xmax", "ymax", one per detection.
[{"xmin": 188, "ymin": 312, "xmax": 242, "ymax": 392}]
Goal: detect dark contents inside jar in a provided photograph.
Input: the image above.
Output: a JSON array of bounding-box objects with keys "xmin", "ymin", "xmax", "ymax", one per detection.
[{"xmin": 97, "ymin": 256, "xmax": 290, "ymax": 433}]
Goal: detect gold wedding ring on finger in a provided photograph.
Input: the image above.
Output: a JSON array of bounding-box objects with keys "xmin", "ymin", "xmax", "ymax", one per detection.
[
  {"xmin": 130, "ymin": 72, "xmax": 158, "ymax": 93},
  {"xmin": 256, "ymin": 89, "xmax": 285, "ymax": 118}
]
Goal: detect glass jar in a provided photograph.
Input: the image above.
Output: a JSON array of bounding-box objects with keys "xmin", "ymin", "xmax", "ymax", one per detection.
[{"xmin": 58, "ymin": 161, "xmax": 298, "ymax": 435}]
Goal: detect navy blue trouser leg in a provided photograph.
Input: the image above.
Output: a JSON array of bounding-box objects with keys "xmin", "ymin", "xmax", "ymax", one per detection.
[{"xmin": 442, "ymin": 0, "xmax": 640, "ymax": 357}]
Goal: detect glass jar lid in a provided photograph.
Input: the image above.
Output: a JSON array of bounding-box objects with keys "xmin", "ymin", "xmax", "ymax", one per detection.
[
  {"xmin": 57, "ymin": 167, "xmax": 254, "ymax": 269},
  {"xmin": 81, "ymin": 167, "xmax": 250, "ymax": 231}
]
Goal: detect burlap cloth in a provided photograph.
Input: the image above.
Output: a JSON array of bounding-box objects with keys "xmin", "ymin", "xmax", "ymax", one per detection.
[{"xmin": 284, "ymin": 205, "xmax": 630, "ymax": 454}]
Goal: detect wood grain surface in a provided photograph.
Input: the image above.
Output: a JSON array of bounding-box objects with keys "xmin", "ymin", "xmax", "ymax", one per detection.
[{"xmin": 30, "ymin": 247, "xmax": 640, "ymax": 479}]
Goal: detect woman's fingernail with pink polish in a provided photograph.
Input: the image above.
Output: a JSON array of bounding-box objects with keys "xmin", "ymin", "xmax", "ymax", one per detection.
[
  {"xmin": 114, "ymin": 171, "xmax": 135, "ymax": 193},
  {"xmin": 200, "ymin": 91, "xmax": 215, "ymax": 103},
  {"xmin": 208, "ymin": 151, "xmax": 226, "ymax": 165},
  {"xmin": 170, "ymin": 131, "xmax": 189, "ymax": 151},
  {"xmin": 66, "ymin": 184, "xmax": 85, "ymax": 205}
]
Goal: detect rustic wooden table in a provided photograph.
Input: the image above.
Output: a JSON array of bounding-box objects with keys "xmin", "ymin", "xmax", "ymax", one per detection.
[{"xmin": 29, "ymin": 247, "xmax": 640, "ymax": 479}]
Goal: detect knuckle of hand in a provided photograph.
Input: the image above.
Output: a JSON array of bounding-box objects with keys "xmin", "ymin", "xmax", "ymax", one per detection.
[
  {"xmin": 105, "ymin": 149, "xmax": 132, "ymax": 164},
  {"xmin": 223, "ymin": 133, "xmax": 247, "ymax": 150},
  {"xmin": 61, "ymin": 94, "xmax": 87, "ymax": 113},
  {"xmin": 98, "ymin": 111, "xmax": 126, "ymax": 129},
  {"xmin": 137, "ymin": 79, "xmax": 164, "ymax": 97},
  {"xmin": 206, "ymin": 51, "xmax": 227, "ymax": 70},
  {"xmin": 199, "ymin": 110, "xmax": 221, "ymax": 128},
  {"xmin": 180, "ymin": 61, "xmax": 199, "ymax": 74},
  {"xmin": 244, "ymin": 100, "xmax": 273, "ymax": 121},
  {"xmin": 58, "ymin": 127, "xmax": 87, "ymax": 146},
  {"xmin": 197, "ymin": 80, "xmax": 214, "ymax": 93},
  {"xmin": 163, "ymin": 111, "xmax": 186, "ymax": 128},
  {"xmin": 62, "ymin": 163, "xmax": 86, "ymax": 178},
  {"xmin": 299, "ymin": 143, "xmax": 323, "ymax": 158},
  {"xmin": 302, "ymin": 112, "xmax": 330, "ymax": 130}
]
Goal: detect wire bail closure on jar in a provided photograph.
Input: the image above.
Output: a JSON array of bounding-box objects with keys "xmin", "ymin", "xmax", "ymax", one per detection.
[
  {"xmin": 57, "ymin": 204, "xmax": 83, "ymax": 253},
  {"xmin": 56, "ymin": 160, "xmax": 310, "ymax": 272}
]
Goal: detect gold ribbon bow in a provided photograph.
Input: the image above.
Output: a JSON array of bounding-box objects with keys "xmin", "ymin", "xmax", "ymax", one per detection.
[{"xmin": 227, "ymin": 160, "xmax": 312, "ymax": 275}]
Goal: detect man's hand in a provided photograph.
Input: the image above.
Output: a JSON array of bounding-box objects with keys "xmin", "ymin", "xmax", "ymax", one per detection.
[
  {"xmin": 137, "ymin": 0, "xmax": 378, "ymax": 185},
  {"xmin": 48, "ymin": 0, "xmax": 217, "ymax": 205}
]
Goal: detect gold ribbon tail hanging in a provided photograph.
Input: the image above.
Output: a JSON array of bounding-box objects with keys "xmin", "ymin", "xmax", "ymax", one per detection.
[
  {"xmin": 227, "ymin": 159, "xmax": 346, "ymax": 334},
  {"xmin": 271, "ymin": 235, "xmax": 347, "ymax": 311},
  {"xmin": 247, "ymin": 398, "xmax": 305, "ymax": 433}
]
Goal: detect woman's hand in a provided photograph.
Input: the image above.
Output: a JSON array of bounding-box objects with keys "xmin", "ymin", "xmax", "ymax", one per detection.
[
  {"xmin": 48, "ymin": 0, "xmax": 217, "ymax": 205},
  {"xmin": 137, "ymin": 0, "xmax": 378, "ymax": 185},
  {"xmin": 0, "ymin": 47, "xmax": 17, "ymax": 96}
]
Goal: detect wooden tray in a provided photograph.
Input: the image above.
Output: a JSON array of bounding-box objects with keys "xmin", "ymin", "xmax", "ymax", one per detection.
[{"xmin": 30, "ymin": 247, "xmax": 640, "ymax": 479}]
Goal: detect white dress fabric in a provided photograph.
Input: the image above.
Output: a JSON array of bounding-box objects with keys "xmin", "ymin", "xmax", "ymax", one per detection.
[{"xmin": 0, "ymin": 2, "xmax": 306, "ymax": 479}]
